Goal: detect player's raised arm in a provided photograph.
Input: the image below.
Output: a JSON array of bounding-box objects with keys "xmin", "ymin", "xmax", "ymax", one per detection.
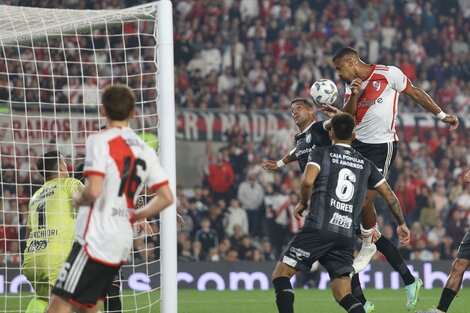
[
  {"xmin": 342, "ymin": 78, "xmax": 362, "ymax": 116},
  {"xmin": 402, "ymin": 81, "xmax": 459, "ymax": 131},
  {"xmin": 375, "ymin": 180, "xmax": 411, "ymax": 246}
]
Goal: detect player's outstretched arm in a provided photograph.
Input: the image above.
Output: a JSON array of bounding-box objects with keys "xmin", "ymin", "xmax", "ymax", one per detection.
[
  {"xmin": 375, "ymin": 180, "xmax": 411, "ymax": 246},
  {"xmin": 261, "ymin": 153, "xmax": 296, "ymax": 171},
  {"xmin": 132, "ymin": 184, "xmax": 174, "ymax": 222},
  {"xmin": 403, "ymin": 83, "xmax": 459, "ymax": 131}
]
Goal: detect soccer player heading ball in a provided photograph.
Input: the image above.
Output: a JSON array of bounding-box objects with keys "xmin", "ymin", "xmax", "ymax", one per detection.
[{"xmin": 328, "ymin": 46, "xmax": 459, "ymax": 312}]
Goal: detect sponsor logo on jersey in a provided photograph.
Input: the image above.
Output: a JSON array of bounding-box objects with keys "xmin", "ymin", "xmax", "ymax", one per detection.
[
  {"xmin": 111, "ymin": 207, "xmax": 131, "ymax": 218},
  {"xmin": 330, "ymin": 152, "xmax": 364, "ymax": 169},
  {"xmin": 32, "ymin": 185, "xmax": 58, "ymax": 205},
  {"xmin": 329, "ymin": 212, "xmax": 352, "ymax": 229},
  {"xmin": 295, "ymin": 147, "xmax": 312, "ymax": 158},
  {"xmin": 306, "ymin": 133, "xmax": 312, "ymax": 143},
  {"xmin": 357, "ymin": 99, "xmax": 375, "ymax": 107},
  {"xmin": 27, "ymin": 240, "xmax": 48, "ymax": 252},
  {"xmin": 289, "ymin": 247, "xmax": 311, "ymax": 260}
]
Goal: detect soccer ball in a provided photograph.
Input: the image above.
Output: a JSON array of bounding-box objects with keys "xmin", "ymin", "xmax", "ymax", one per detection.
[{"xmin": 309, "ymin": 79, "xmax": 338, "ymax": 105}]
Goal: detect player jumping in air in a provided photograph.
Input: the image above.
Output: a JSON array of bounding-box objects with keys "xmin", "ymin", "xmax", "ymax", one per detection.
[{"xmin": 328, "ymin": 47, "xmax": 459, "ymax": 312}]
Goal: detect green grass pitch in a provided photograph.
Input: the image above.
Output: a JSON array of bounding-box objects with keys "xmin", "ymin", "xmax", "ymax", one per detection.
[{"xmin": 2, "ymin": 288, "xmax": 470, "ymax": 312}]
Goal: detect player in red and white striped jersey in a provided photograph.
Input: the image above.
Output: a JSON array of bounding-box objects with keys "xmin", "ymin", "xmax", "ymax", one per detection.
[
  {"xmin": 47, "ymin": 85, "xmax": 174, "ymax": 313},
  {"xmin": 331, "ymin": 47, "xmax": 459, "ymax": 312}
]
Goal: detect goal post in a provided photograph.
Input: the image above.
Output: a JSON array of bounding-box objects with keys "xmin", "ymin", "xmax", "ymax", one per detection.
[
  {"xmin": 0, "ymin": 1, "xmax": 177, "ymax": 312},
  {"xmin": 156, "ymin": 1, "xmax": 178, "ymax": 313}
]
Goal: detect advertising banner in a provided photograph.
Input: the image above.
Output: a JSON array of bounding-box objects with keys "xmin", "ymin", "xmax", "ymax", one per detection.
[{"xmin": 2, "ymin": 261, "xmax": 470, "ymax": 293}]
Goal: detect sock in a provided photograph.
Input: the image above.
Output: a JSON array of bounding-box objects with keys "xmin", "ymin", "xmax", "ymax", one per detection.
[
  {"xmin": 105, "ymin": 297, "xmax": 122, "ymax": 312},
  {"xmin": 360, "ymin": 224, "xmax": 375, "ymax": 246},
  {"xmin": 351, "ymin": 274, "xmax": 367, "ymax": 305},
  {"xmin": 26, "ymin": 297, "xmax": 48, "ymax": 313},
  {"xmin": 273, "ymin": 277, "xmax": 294, "ymax": 313},
  {"xmin": 375, "ymin": 236, "xmax": 415, "ymax": 286},
  {"xmin": 437, "ymin": 287, "xmax": 457, "ymax": 312},
  {"xmin": 105, "ymin": 281, "xmax": 122, "ymax": 313},
  {"xmin": 339, "ymin": 294, "xmax": 366, "ymax": 313}
]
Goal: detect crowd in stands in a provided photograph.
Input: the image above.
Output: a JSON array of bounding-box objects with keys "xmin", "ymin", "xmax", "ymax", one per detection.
[{"xmin": 0, "ymin": 0, "xmax": 470, "ymax": 267}]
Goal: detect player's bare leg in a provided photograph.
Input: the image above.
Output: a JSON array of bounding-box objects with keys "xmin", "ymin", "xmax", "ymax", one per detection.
[
  {"xmin": 331, "ymin": 275, "xmax": 365, "ymax": 313},
  {"xmin": 46, "ymin": 295, "xmax": 74, "ymax": 313},
  {"xmin": 47, "ymin": 295, "xmax": 102, "ymax": 313},
  {"xmin": 417, "ymin": 258, "xmax": 470, "ymax": 313},
  {"xmin": 272, "ymin": 262, "xmax": 296, "ymax": 313}
]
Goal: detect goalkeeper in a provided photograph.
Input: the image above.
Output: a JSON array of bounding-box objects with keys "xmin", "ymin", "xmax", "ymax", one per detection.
[{"xmin": 22, "ymin": 151, "xmax": 83, "ymax": 313}]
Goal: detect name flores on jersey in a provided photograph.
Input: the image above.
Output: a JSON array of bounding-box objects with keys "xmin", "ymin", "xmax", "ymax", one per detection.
[{"xmin": 330, "ymin": 198, "xmax": 353, "ymax": 213}]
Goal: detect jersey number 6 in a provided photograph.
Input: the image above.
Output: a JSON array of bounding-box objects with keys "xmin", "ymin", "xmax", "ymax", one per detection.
[{"xmin": 335, "ymin": 168, "xmax": 356, "ymax": 202}]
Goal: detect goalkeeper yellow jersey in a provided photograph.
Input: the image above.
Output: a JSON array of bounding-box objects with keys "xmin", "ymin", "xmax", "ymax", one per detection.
[{"xmin": 23, "ymin": 177, "xmax": 83, "ymax": 292}]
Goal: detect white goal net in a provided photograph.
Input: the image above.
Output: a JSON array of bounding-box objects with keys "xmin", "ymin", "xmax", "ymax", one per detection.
[{"xmin": 0, "ymin": 1, "xmax": 176, "ymax": 312}]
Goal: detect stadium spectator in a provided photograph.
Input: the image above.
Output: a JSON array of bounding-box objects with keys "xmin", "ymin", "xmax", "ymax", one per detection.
[
  {"xmin": 237, "ymin": 171, "xmax": 265, "ymax": 236},
  {"xmin": 206, "ymin": 146, "xmax": 236, "ymax": 202},
  {"xmin": 194, "ymin": 217, "xmax": 219, "ymax": 255},
  {"xmin": 223, "ymin": 198, "xmax": 249, "ymax": 237},
  {"xmin": 1, "ymin": 0, "xmax": 470, "ymax": 274}
]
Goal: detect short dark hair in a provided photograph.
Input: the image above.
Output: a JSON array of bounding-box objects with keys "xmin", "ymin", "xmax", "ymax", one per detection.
[
  {"xmin": 332, "ymin": 47, "xmax": 358, "ymax": 62},
  {"xmin": 331, "ymin": 113, "xmax": 355, "ymax": 140},
  {"xmin": 101, "ymin": 84, "xmax": 136, "ymax": 121},
  {"xmin": 37, "ymin": 150, "xmax": 62, "ymax": 179},
  {"xmin": 290, "ymin": 97, "xmax": 314, "ymax": 108}
]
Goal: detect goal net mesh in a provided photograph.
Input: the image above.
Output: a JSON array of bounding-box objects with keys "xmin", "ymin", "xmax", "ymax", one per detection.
[{"xmin": 0, "ymin": 3, "xmax": 161, "ymax": 312}]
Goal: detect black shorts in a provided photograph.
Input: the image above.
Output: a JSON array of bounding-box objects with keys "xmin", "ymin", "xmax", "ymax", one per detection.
[
  {"xmin": 106, "ymin": 272, "xmax": 122, "ymax": 296},
  {"xmin": 457, "ymin": 230, "xmax": 470, "ymax": 260},
  {"xmin": 352, "ymin": 140, "xmax": 397, "ymax": 177},
  {"xmin": 52, "ymin": 242, "xmax": 121, "ymax": 308},
  {"xmin": 280, "ymin": 227, "xmax": 354, "ymax": 279}
]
